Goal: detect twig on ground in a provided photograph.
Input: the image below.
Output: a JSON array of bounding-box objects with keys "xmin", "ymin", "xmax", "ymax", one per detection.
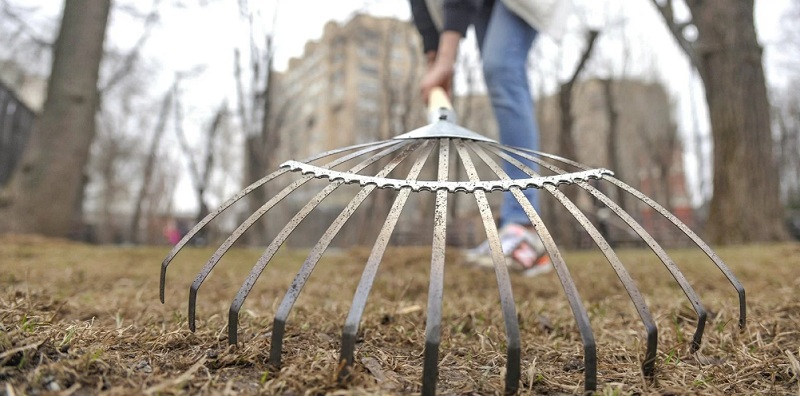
[
  {"xmin": 144, "ymin": 356, "xmax": 208, "ymax": 395},
  {"xmin": 0, "ymin": 338, "xmax": 47, "ymax": 365}
]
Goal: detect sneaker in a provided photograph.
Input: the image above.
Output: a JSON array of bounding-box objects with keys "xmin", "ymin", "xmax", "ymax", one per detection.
[{"xmin": 464, "ymin": 223, "xmax": 553, "ymax": 278}]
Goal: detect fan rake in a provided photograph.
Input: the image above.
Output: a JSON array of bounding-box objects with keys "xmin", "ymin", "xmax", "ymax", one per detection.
[{"xmin": 160, "ymin": 88, "xmax": 745, "ymax": 394}]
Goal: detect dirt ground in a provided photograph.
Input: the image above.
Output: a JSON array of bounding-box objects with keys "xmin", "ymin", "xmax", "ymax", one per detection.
[{"xmin": 1, "ymin": 234, "xmax": 799, "ymax": 395}]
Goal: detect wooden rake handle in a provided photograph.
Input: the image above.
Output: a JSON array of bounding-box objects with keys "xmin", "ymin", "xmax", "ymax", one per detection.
[
  {"xmin": 428, "ymin": 86, "xmax": 452, "ymax": 112},
  {"xmin": 427, "ymin": 86, "xmax": 457, "ymax": 124}
]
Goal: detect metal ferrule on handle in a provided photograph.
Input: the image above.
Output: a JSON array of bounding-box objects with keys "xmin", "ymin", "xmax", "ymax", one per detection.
[{"xmin": 428, "ymin": 86, "xmax": 457, "ymax": 124}]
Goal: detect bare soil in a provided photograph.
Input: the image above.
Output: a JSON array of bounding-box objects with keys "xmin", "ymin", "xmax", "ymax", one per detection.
[{"xmin": 1, "ymin": 234, "xmax": 798, "ymax": 395}]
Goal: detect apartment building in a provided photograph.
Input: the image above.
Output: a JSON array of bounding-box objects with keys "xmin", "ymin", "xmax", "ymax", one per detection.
[
  {"xmin": 273, "ymin": 14, "xmax": 426, "ymax": 160},
  {"xmin": 266, "ymin": 14, "xmax": 692, "ymax": 247},
  {"xmin": 262, "ymin": 14, "xmax": 434, "ymax": 246},
  {"xmin": 538, "ymin": 79, "xmax": 694, "ymax": 246}
]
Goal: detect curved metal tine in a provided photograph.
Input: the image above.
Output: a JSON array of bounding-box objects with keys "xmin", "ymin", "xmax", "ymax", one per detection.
[
  {"xmin": 604, "ymin": 176, "xmax": 746, "ymax": 330},
  {"xmin": 581, "ymin": 183, "xmax": 708, "ymax": 352},
  {"xmin": 453, "ymin": 139, "xmax": 521, "ymax": 395},
  {"xmin": 487, "ymin": 142, "xmax": 597, "ymax": 173},
  {"xmin": 496, "ymin": 144, "xmax": 745, "ymax": 329},
  {"xmin": 421, "ymin": 138, "xmax": 449, "ymax": 396},
  {"xmin": 186, "ymin": 139, "xmax": 402, "ymax": 331},
  {"xmin": 161, "ymin": 167, "xmax": 287, "ymax": 303},
  {"xmin": 466, "ymin": 141, "xmax": 598, "ymax": 391},
  {"xmin": 160, "ymin": 139, "xmax": 396, "ymax": 303},
  {"xmin": 227, "ymin": 140, "xmax": 417, "ymax": 344},
  {"xmin": 269, "ymin": 140, "xmax": 427, "ymax": 368},
  {"xmin": 337, "ymin": 141, "xmax": 435, "ymax": 381},
  {"xmin": 481, "ymin": 143, "xmax": 657, "ymax": 378},
  {"xmin": 497, "ymin": 145, "xmax": 710, "ymax": 353}
]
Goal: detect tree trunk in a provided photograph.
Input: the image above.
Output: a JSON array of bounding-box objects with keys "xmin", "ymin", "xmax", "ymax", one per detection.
[
  {"xmin": 687, "ymin": 0, "xmax": 786, "ymax": 243},
  {"xmin": 552, "ymin": 31, "xmax": 599, "ymax": 247},
  {"xmin": 0, "ymin": 0, "xmax": 111, "ymax": 237}
]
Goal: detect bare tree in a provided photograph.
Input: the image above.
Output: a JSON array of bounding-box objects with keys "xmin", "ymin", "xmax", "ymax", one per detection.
[
  {"xmin": 88, "ymin": 102, "xmax": 140, "ymax": 243},
  {"xmin": 174, "ymin": 90, "xmax": 228, "ymax": 227},
  {"xmin": 0, "ymin": 0, "xmax": 111, "ymax": 237},
  {"xmin": 233, "ymin": 1, "xmax": 288, "ymax": 245},
  {"xmin": 0, "ymin": 1, "xmax": 55, "ymax": 75},
  {"xmin": 551, "ymin": 29, "xmax": 599, "ymax": 247},
  {"xmin": 352, "ymin": 19, "xmax": 426, "ymax": 244},
  {"xmin": 651, "ymin": 0, "xmax": 786, "ymax": 243},
  {"xmin": 129, "ymin": 87, "xmax": 173, "ymax": 243},
  {"xmin": 773, "ymin": 85, "xmax": 800, "ymax": 208},
  {"xmin": 86, "ymin": 0, "xmax": 164, "ymax": 244}
]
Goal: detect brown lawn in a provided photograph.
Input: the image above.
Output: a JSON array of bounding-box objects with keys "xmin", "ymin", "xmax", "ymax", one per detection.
[{"xmin": 1, "ymin": 234, "xmax": 798, "ymax": 395}]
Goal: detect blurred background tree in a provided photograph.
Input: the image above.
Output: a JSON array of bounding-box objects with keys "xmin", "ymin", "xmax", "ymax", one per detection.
[
  {"xmin": 0, "ymin": 0, "xmax": 111, "ymax": 238},
  {"xmin": 0, "ymin": 0, "xmax": 796, "ymax": 245},
  {"xmin": 652, "ymin": 0, "xmax": 787, "ymax": 244}
]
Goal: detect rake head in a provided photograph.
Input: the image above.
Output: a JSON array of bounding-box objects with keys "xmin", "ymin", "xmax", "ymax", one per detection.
[{"xmin": 159, "ymin": 94, "xmax": 745, "ymax": 394}]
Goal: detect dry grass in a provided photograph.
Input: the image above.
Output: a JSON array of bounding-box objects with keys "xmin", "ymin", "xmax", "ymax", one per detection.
[{"xmin": 1, "ymin": 234, "xmax": 799, "ymax": 395}]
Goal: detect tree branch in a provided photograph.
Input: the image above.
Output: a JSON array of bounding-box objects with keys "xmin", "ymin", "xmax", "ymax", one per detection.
[
  {"xmin": 566, "ymin": 30, "xmax": 600, "ymax": 86},
  {"xmin": 649, "ymin": 0, "xmax": 701, "ymax": 70},
  {"xmin": 99, "ymin": 0, "xmax": 162, "ymax": 95},
  {"xmin": 0, "ymin": 0, "xmax": 52, "ymax": 48}
]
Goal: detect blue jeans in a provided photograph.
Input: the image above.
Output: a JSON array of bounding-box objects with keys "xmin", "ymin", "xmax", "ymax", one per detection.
[{"xmin": 473, "ymin": 0, "xmax": 540, "ymax": 227}]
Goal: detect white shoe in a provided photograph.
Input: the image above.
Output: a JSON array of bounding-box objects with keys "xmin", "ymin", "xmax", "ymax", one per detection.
[{"xmin": 464, "ymin": 224, "xmax": 553, "ymax": 277}]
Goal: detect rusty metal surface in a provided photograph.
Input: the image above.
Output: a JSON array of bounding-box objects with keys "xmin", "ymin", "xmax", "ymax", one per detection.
[
  {"xmin": 421, "ymin": 138, "xmax": 450, "ymax": 396},
  {"xmin": 480, "ymin": 142, "xmax": 657, "ymax": 380},
  {"xmin": 229, "ymin": 140, "xmax": 420, "ymax": 346},
  {"xmin": 160, "ymin": 139, "xmax": 396, "ymax": 304},
  {"xmin": 466, "ymin": 141, "xmax": 598, "ymax": 390},
  {"xmin": 337, "ymin": 141, "xmax": 435, "ymax": 381},
  {"xmin": 453, "ymin": 140, "xmax": 521, "ymax": 395},
  {"xmin": 161, "ymin": 123, "xmax": 746, "ymax": 395},
  {"xmin": 494, "ymin": 144, "xmax": 747, "ymax": 353},
  {"xmin": 281, "ymin": 159, "xmax": 611, "ymax": 193},
  {"xmin": 393, "ymin": 116, "xmax": 496, "ymax": 142}
]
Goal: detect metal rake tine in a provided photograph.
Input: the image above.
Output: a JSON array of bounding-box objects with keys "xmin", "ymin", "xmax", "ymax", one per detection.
[
  {"xmin": 160, "ymin": 139, "xmax": 396, "ymax": 303},
  {"xmin": 480, "ymin": 143, "xmax": 657, "ymax": 378},
  {"xmin": 487, "ymin": 142, "xmax": 598, "ymax": 173},
  {"xmin": 337, "ymin": 141, "xmax": 435, "ymax": 381},
  {"xmin": 604, "ymin": 176, "xmax": 746, "ymax": 330},
  {"xmin": 269, "ymin": 140, "xmax": 426, "ymax": 368},
  {"xmin": 582, "ymin": 182, "xmax": 708, "ymax": 352},
  {"xmin": 227, "ymin": 140, "xmax": 417, "ymax": 344},
  {"xmin": 186, "ymin": 139, "xmax": 402, "ymax": 331},
  {"xmin": 491, "ymin": 143, "xmax": 746, "ymax": 329},
  {"xmin": 161, "ymin": 167, "xmax": 286, "ymax": 303},
  {"xmin": 499, "ymin": 145, "xmax": 710, "ymax": 353},
  {"xmin": 466, "ymin": 141, "xmax": 598, "ymax": 391},
  {"xmin": 188, "ymin": 175, "xmax": 308, "ymax": 331},
  {"xmin": 453, "ymin": 139, "xmax": 521, "ymax": 395},
  {"xmin": 421, "ymin": 138, "xmax": 450, "ymax": 396},
  {"xmin": 499, "ymin": 144, "xmax": 745, "ymax": 329}
]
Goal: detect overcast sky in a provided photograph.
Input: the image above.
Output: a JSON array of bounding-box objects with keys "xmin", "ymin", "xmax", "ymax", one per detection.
[
  {"xmin": 144, "ymin": 0, "xmax": 794, "ymax": 209},
  {"xmin": 3, "ymin": 0, "xmax": 794, "ymax": 212}
]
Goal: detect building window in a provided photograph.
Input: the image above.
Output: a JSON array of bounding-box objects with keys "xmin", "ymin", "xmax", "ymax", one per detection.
[
  {"xmin": 332, "ymin": 49, "xmax": 346, "ymax": 63},
  {"xmin": 359, "ymin": 80, "xmax": 380, "ymax": 96},
  {"xmin": 359, "ymin": 64, "xmax": 379, "ymax": 78},
  {"xmin": 357, "ymin": 117, "xmax": 380, "ymax": 137},
  {"xmin": 391, "ymin": 48, "xmax": 406, "ymax": 60},
  {"xmin": 358, "ymin": 99, "xmax": 379, "ymax": 113},
  {"xmin": 332, "ymin": 86, "xmax": 345, "ymax": 102},
  {"xmin": 358, "ymin": 45, "xmax": 379, "ymax": 59}
]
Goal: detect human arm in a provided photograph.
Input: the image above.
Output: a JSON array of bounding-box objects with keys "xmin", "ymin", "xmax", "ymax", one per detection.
[
  {"xmin": 409, "ymin": 0, "xmax": 480, "ymax": 101},
  {"xmin": 409, "ymin": 0, "xmax": 440, "ymax": 55},
  {"xmin": 419, "ymin": 30, "xmax": 459, "ymax": 100}
]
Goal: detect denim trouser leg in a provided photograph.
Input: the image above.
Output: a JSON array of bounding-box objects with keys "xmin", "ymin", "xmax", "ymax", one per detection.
[{"xmin": 473, "ymin": 0, "xmax": 540, "ymax": 227}]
